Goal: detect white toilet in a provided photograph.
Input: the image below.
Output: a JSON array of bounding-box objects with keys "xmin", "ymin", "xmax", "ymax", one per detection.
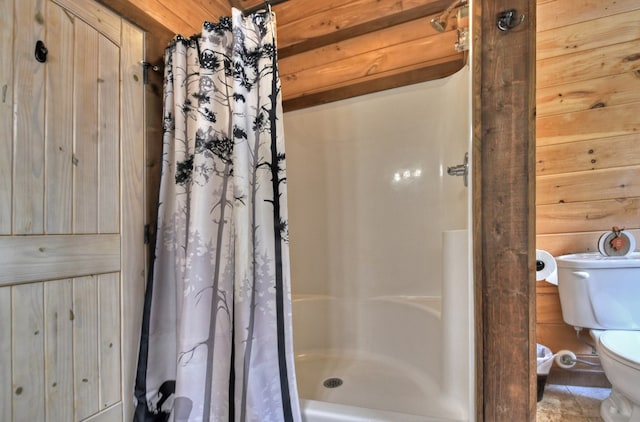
[{"xmin": 556, "ymin": 252, "xmax": 640, "ymax": 422}]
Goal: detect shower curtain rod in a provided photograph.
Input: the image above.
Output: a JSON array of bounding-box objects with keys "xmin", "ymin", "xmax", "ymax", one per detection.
[{"xmin": 242, "ymin": 0, "xmax": 290, "ymax": 16}]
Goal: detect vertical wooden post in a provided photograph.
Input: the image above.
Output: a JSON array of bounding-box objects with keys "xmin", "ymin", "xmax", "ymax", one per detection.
[{"xmin": 473, "ymin": 0, "xmax": 537, "ymax": 420}]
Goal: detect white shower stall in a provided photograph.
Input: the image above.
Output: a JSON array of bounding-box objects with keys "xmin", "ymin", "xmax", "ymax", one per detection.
[{"xmin": 284, "ymin": 67, "xmax": 474, "ymax": 421}]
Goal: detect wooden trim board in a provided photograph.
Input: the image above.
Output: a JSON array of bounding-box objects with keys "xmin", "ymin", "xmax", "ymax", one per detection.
[{"xmin": 0, "ymin": 235, "xmax": 120, "ymax": 286}]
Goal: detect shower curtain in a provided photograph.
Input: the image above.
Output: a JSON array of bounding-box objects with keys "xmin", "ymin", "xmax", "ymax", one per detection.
[{"xmin": 134, "ymin": 9, "xmax": 301, "ymax": 422}]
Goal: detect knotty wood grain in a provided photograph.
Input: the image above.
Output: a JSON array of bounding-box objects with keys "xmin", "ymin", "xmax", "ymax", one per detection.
[
  {"xmin": 537, "ymin": 166, "xmax": 640, "ymax": 205},
  {"xmin": 74, "ymin": 20, "xmax": 100, "ymax": 234},
  {"xmin": 99, "ymin": 273, "xmax": 121, "ymax": 410},
  {"xmin": 14, "ymin": 0, "xmax": 46, "ymax": 234},
  {"xmin": 535, "ymin": 2, "xmax": 640, "ymax": 381},
  {"xmin": 73, "ymin": 276, "xmax": 100, "ymax": 420},
  {"xmin": 536, "ymin": 134, "xmax": 640, "ymax": 175},
  {"xmin": 12, "ymin": 283, "xmax": 46, "ymax": 420},
  {"xmin": 44, "ymin": 279, "xmax": 74, "ymax": 421}
]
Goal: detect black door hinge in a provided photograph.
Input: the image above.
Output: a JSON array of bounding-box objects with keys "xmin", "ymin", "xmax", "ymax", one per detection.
[
  {"xmin": 144, "ymin": 224, "xmax": 151, "ymax": 244},
  {"xmin": 140, "ymin": 61, "xmax": 160, "ymax": 85}
]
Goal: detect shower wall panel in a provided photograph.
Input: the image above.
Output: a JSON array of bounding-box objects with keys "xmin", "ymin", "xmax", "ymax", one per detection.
[{"xmin": 284, "ymin": 68, "xmax": 470, "ymax": 298}]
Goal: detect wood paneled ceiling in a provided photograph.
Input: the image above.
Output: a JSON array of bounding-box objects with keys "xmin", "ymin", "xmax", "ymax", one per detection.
[{"xmin": 98, "ymin": 0, "xmax": 466, "ymax": 110}]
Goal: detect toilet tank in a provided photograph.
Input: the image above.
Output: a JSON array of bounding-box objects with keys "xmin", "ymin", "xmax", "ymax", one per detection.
[{"xmin": 556, "ymin": 252, "xmax": 640, "ymax": 330}]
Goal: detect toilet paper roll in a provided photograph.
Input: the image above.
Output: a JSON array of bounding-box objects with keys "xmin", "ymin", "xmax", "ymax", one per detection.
[{"xmin": 536, "ymin": 249, "xmax": 558, "ymax": 285}]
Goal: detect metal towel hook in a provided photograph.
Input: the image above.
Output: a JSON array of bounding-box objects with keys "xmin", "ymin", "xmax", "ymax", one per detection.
[
  {"xmin": 496, "ymin": 9, "xmax": 525, "ymax": 31},
  {"xmin": 447, "ymin": 152, "xmax": 469, "ymax": 187}
]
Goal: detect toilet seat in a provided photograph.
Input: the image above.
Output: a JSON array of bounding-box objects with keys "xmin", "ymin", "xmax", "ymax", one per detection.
[{"xmin": 599, "ymin": 330, "xmax": 640, "ymax": 371}]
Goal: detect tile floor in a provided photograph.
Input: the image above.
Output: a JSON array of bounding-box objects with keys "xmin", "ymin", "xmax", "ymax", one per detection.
[{"xmin": 536, "ymin": 383, "xmax": 611, "ymax": 421}]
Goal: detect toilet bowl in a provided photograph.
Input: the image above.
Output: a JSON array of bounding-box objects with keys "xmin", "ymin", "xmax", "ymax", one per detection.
[
  {"xmin": 597, "ymin": 330, "xmax": 640, "ymax": 422},
  {"xmin": 555, "ymin": 252, "xmax": 640, "ymax": 422}
]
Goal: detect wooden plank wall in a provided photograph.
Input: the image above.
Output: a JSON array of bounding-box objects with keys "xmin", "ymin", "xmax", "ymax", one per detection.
[{"xmin": 536, "ymin": 0, "xmax": 640, "ymax": 376}]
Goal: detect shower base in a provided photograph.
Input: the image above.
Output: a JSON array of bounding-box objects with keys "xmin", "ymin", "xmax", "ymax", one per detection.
[{"xmin": 296, "ymin": 352, "xmax": 465, "ymax": 422}]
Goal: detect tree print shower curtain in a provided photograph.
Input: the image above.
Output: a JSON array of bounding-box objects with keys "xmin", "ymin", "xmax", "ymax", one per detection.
[{"xmin": 134, "ymin": 9, "xmax": 301, "ymax": 422}]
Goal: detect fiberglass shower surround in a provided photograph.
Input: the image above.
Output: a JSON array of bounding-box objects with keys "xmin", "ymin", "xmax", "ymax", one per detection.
[{"xmin": 283, "ymin": 67, "xmax": 473, "ymax": 421}]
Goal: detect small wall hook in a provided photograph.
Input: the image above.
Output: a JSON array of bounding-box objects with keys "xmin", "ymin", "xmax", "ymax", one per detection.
[
  {"xmin": 140, "ymin": 60, "xmax": 161, "ymax": 85},
  {"xmin": 35, "ymin": 40, "xmax": 48, "ymax": 63},
  {"xmin": 140, "ymin": 60, "xmax": 160, "ymax": 73},
  {"xmin": 496, "ymin": 9, "xmax": 525, "ymax": 31}
]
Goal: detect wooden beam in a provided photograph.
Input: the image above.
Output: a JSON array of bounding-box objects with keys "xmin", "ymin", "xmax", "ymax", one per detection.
[
  {"xmin": 471, "ymin": 2, "xmax": 483, "ymax": 420},
  {"xmin": 475, "ymin": 0, "xmax": 537, "ymax": 420}
]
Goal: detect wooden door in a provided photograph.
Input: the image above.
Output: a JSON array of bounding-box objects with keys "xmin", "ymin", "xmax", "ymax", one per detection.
[{"xmin": 0, "ymin": 0, "xmax": 145, "ymax": 420}]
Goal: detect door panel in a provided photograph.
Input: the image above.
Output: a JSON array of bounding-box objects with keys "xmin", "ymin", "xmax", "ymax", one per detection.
[
  {"xmin": 0, "ymin": 0, "xmax": 145, "ymax": 420},
  {"xmin": 74, "ymin": 275, "xmax": 100, "ymax": 420},
  {"xmin": 0, "ymin": 288, "xmax": 11, "ymax": 421},
  {"xmin": 0, "ymin": 0, "xmax": 14, "ymax": 233},
  {"xmin": 12, "ymin": 283, "xmax": 46, "ymax": 421},
  {"xmin": 73, "ymin": 19, "xmax": 100, "ymax": 234},
  {"xmin": 44, "ymin": 279, "xmax": 74, "ymax": 421},
  {"xmin": 45, "ymin": 0, "xmax": 74, "ymax": 234},
  {"xmin": 14, "ymin": 0, "xmax": 46, "ymax": 235},
  {"xmin": 98, "ymin": 37, "xmax": 121, "ymax": 234},
  {"xmin": 99, "ymin": 273, "xmax": 122, "ymax": 409}
]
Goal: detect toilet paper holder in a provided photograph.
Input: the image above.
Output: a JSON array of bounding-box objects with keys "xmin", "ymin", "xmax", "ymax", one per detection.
[{"xmin": 555, "ymin": 350, "xmax": 601, "ymax": 369}]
